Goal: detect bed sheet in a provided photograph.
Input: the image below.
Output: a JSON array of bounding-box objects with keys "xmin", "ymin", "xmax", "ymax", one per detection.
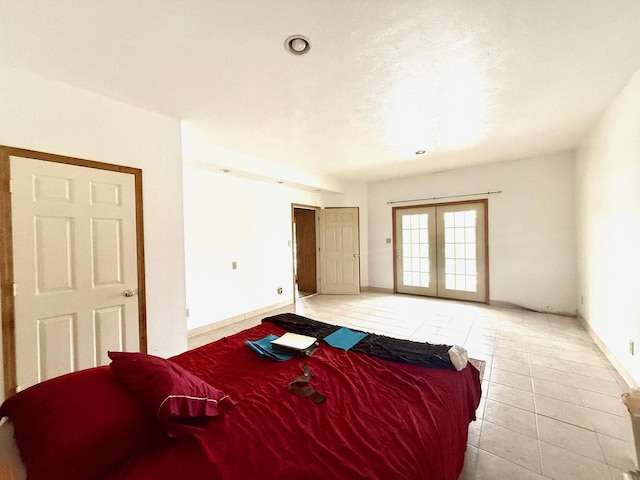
[{"xmin": 106, "ymin": 322, "xmax": 481, "ymax": 480}]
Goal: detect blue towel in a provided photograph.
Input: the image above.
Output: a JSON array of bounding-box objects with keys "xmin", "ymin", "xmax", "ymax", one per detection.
[
  {"xmin": 324, "ymin": 327, "xmax": 368, "ymax": 351},
  {"xmin": 245, "ymin": 334, "xmax": 293, "ymax": 361}
]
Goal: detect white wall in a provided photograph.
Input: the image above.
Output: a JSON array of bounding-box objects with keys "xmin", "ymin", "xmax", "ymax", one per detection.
[
  {"xmin": 576, "ymin": 68, "xmax": 640, "ymax": 386},
  {"xmin": 0, "ymin": 65, "xmax": 188, "ymax": 400},
  {"xmin": 183, "ymin": 166, "xmax": 321, "ymax": 331},
  {"xmin": 367, "ymin": 153, "xmax": 577, "ymax": 314}
]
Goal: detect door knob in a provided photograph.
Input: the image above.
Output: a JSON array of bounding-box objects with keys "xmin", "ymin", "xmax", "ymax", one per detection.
[{"xmin": 123, "ymin": 289, "xmax": 136, "ymax": 297}]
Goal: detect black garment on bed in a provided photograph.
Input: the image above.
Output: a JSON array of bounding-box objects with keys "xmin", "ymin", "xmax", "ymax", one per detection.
[{"xmin": 262, "ymin": 313, "xmax": 455, "ymax": 370}]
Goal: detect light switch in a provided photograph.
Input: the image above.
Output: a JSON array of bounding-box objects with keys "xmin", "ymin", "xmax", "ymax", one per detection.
[{"xmin": 232, "ymin": 261, "xmax": 237, "ymax": 269}]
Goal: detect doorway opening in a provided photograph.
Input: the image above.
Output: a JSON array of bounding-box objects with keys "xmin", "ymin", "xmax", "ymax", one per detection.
[{"xmin": 292, "ymin": 205, "xmax": 319, "ymax": 301}]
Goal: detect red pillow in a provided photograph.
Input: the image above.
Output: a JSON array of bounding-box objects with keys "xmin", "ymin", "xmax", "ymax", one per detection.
[
  {"xmin": 0, "ymin": 366, "xmax": 164, "ymax": 480},
  {"xmin": 108, "ymin": 351, "xmax": 235, "ymax": 437}
]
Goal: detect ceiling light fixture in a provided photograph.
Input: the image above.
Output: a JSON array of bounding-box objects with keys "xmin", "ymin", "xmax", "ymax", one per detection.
[
  {"xmin": 284, "ymin": 35, "xmax": 311, "ymax": 55},
  {"xmin": 415, "ymin": 150, "xmax": 426, "ymax": 155}
]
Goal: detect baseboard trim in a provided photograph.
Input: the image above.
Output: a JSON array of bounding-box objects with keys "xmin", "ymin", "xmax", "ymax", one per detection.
[
  {"xmin": 187, "ymin": 300, "xmax": 293, "ymax": 338},
  {"xmin": 576, "ymin": 312, "xmax": 635, "ymax": 390},
  {"xmin": 362, "ymin": 286, "xmax": 394, "ymax": 293}
]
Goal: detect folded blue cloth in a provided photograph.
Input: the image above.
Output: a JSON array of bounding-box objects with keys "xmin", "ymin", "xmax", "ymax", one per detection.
[
  {"xmin": 245, "ymin": 334, "xmax": 293, "ymax": 361},
  {"xmin": 324, "ymin": 327, "xmax": 368, "ymax": 351}
]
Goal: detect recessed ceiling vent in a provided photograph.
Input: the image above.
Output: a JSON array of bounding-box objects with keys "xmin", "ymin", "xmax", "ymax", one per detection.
[{"xmin": 285, "ymin": 35, "xmax": 311, "ymax": 55}]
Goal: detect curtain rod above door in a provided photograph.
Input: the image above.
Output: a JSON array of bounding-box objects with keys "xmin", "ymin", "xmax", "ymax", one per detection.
[{"xmin": 387, "ymin": 190, "xmax": 502, "ymax": 205}]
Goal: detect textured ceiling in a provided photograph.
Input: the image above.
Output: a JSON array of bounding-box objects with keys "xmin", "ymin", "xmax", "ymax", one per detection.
[{"xmin": 2, "ymin": 1, "xmax": 640, "ymax": 186}]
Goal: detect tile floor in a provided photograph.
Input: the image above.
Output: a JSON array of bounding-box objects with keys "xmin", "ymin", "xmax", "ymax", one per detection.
[{"xmin": 188, "ymin": 292, "xmax": 635, "ymax": 480}]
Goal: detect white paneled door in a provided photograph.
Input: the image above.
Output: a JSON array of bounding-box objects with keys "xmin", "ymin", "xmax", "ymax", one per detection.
[
  {"xmin": 394, "ymin": 201, "xmax": 487, "ymax": 302},
  {"xmin": 319, "ymin": 207, "xmax": 360, "ymax": 294},
  {"xmin": 11, "ymin": 156, "xmax": 140, "ymax": 390}
]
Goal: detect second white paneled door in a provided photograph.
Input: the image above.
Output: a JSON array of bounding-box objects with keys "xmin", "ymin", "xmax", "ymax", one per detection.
[
  {"xmin": 318, "ymin": 207, "xmax": 360, "ymax": 294},
  {"xmin": 394, "ymin": 201, "xmax": 487, "ymax": 303}
]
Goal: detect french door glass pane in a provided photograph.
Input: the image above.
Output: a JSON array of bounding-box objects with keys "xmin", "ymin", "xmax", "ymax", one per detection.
[
  {"xmin": 443, "ymin": 209, "xmax": 478, "ymax": 292},
  {"xmin": 401, "ymin": 213, "xmax": 430, "ymax": 287}
]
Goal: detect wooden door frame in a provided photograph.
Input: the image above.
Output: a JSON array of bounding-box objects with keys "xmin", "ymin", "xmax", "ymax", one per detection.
[
  {"xmin": 392, "ymin": 199, "xmax": 489, "ymax": 303},
  {"xmin": 291, "ymin": 203, "xmax": 320, "ymax": 303},
  {"xmin": 1, "ymin": 146, "xmax": 147, "ymax": 398}
]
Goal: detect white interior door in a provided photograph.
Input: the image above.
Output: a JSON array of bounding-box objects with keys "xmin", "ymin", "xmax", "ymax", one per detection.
[
  {"xmin": 11, "ymin": 156, "xmax": 140, "ymax": 390},
  {"xmin": 318, "ymin": 207, "xmax": 360, "ymax": 294},
  {"xmin": 394, "ymin": 201, "xmax": 487, "ymax": 302}
]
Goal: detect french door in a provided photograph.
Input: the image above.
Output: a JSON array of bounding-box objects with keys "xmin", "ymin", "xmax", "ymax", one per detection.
[{"xmin": 393, "ymin": 201, "xmax": 488, "ymax": 302}]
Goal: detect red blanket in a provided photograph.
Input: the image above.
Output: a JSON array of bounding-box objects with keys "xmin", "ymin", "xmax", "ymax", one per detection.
[{"xmin": 106, "ymin": 322, "xmax": 481, "ymax": 480}]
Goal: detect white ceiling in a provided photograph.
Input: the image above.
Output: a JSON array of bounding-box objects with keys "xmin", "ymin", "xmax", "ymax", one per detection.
[{"xmin": 2, "ymin": 1, "xmax": 640, "ymax": 185}]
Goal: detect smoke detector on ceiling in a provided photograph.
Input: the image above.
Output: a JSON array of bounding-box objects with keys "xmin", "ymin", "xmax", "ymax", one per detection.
[{"xmin": 285, "ymin": 35, "xmax": 311, "ymax": 55}]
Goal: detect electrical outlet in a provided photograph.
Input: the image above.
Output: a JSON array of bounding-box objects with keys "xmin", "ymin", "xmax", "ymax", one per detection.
[
  {"xmin": 630, "ymin": 340, "xmax": 635, "ymax": 356},
  {"xmin": 232, "ymin": 261, "xmax": 237, "ymax": 270}
]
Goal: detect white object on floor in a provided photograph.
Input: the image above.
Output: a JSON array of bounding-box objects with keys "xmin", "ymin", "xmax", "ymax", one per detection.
[{"xmin": 448, "ymin": 345, "xmax": 468, "ymax": 371}]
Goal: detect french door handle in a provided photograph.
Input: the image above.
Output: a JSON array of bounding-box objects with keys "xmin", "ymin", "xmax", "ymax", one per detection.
[{"xmin": 123, "ymin": 289, "xmax": 136, "ymax": 297}]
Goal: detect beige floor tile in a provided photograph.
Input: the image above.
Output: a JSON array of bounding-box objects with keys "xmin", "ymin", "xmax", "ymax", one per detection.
[
  {"xmin": 187, "ymin": 335, "xmax": 207, "ymax": 349},
  {"xmin": 537, "ymin": 415, "xmax": 605, "ymax": 462},
  {"xmin": 579, "ymin": 389, "xmax": 628, "ymax": 417},
  {"xmin": 529, "ymin": 353, "xmax": 568, "ymax": 370},
  {"xmin": 464, "ymin": 342, "xmax": 495, "ymax": 356},
  {"xmin": 476, "ymin": 396, "xmax": 487, "ymax": 418},
  {"xmin": 487, "ymin": 382, "xmax": 536, "ymax": 412},
  {"xmin": 474, "ymin": 449, "xmax": 546, "ymax": 480},
  {"xmin": 491, "ymin": 367, "xmax": 533, "ymax": 391},
  {"xmin": 458, "ymin": 445, "xmax": 478, "ymax": 480},
  {"xmin": 483, "ymin": 399, "xmax": 538, "ymax": 438},
  {"xmin": 467, "ymin": 420, "xmax": 482, "ymax": 447},
  {"xmin": 532, "ymin": 377, "xmax": 582, "ymax": 405},
  {"xmin": 563, "ymin": 350, "xmax": 608, "ymax": 368},
  {"xmin": 608, "ymin": 466, "xmax": 626, "ymax": 480},
  {"xmin": 530, "ymin": 363, "xmax": 576, "ymax": 386},
  {"xmin": 535, "ymin": 394, "xmax": 593, "ymax": 429},
  {"xmin": 479, "ymin": 421, "xmax": 542, "ymax": 473},
  {"xmin": 527, "ymin": 344, "xmax": 561, "ymax": 357},
  {"xmin": 496, "ymin": 338, "xmax": 527, "ymax": 350},
  {"xmin": 494, "ymin": 346, "xmax": 529, "ymax": 363},
  {"xmin": 588, "ymin": 408, "xmax": 632, "ymax": 441},
  {"xmin": 573, "ymin": 372, "xmax": 625, "ymax": 396},
  {"xmin": 540, "ymin": 441, "xmax": 613, "ymax": 480},
  {"xmin": 598, "ymin": 433, "xmax": 636, "ymax": 471},
  {"xmin": 492, "ymin": 356, "xmax": 530, "ymax": 376}
]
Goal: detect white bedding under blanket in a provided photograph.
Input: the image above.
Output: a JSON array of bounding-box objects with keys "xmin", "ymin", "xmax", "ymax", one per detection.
[{"xmin": 0, "ymin": 418, "xmax": 26, "ymax": 480}]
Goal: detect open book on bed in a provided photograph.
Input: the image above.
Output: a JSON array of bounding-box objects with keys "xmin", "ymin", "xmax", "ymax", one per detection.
[{"xmin": 269, "ymin": 332, "xmax": 319, "ymax": 356}]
